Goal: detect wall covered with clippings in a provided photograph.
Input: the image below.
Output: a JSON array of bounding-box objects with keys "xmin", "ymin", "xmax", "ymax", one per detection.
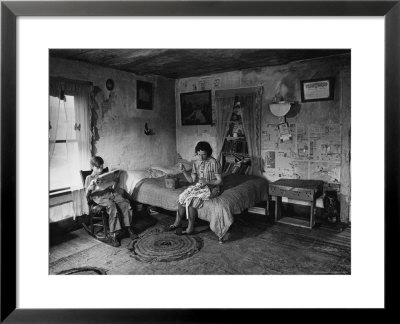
[{"xmin": 176, "ymin": 53, "xmax": 350, "ymax": 221}]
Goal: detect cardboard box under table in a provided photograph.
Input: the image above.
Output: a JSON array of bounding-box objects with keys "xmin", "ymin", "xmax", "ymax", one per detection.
[{"xmin": 269, "ymin": 179, "xmax": 324, "ymax": 229}]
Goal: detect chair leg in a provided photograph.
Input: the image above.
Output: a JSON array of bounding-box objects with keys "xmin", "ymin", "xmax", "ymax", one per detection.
[
  {"xmin": 90, "ymin": 214, "xmax": 94, "ymax": 234},
  {"xmin": 82, "ymin": 214, "xmax": 96, "ymax": 239},
  {"xmin": 275, "ymin": 196, "xmax": 282, "ymax": 222}
]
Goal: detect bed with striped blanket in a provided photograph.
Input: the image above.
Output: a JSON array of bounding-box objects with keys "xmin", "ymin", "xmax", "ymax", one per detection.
[{"xmin": 131, "ymin": 174, "xmax": 269, "ymax": 239}]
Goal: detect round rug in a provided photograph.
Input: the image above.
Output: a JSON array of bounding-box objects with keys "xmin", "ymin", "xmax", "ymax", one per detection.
[
  {"xmin": 130, "ymin": 232, "xmax": 203, "ymax": 263},
  {"xmin": 56, "ymin": 267, "xmax": 107, "ymax": 275}
]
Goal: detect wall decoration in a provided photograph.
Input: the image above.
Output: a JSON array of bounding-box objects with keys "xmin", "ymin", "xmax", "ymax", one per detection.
[
  {"xmin": 137, "ymin": 80, "xmax": 153, "ymax": 110},
  {"xmin": 278, "ymin": 122, "xmax": 292, "ymax": 142},
  {"xmin": 309, "ymin": 124, "xmax": 341, "ymax": 161},
  {"xmin": 296, "ymin": 124, "xmax": 309, "ymax": 160},
  {"xmin": 300, "ymin": 77, "xmax": 335, "ymax": 102},
  {"xmin": 144, "ymin": 122, "xmax": 155, "ymax": 136},
  {"xmin": 263, "ymin": 124, "xmax": 279, "ymax": 150},
  {"xmin": 105, "ymin": 79, "xmax": 114, "ymax": 91},
  {"xmin": 180, "ymin": 90, "xmax": 212, "ymax": 126},
  {"xmin": 265, "ymin": 151, "xmax": 276, "ymax": 168}
]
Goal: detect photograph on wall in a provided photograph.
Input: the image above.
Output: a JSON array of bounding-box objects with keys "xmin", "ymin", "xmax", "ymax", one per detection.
[
  {"xmin": 137, "ymin": 80, "xmax": 153, "ymax": 110},
  {"xmin": 180, "ymin": 90, "xmax": 212, "ymax": 125}
]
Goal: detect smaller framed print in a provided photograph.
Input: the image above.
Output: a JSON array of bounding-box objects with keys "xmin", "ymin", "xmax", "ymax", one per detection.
[
  {"xmin": 180, "ymin": 90, "xmax": 212, "ymax": 126},
  {"xmin": 137, "ymin": 80, "xmax": 153, "ymax": 110},
  {"xmin": 300, "ymin": 77, "xmax": 335, "ymax": 102}
]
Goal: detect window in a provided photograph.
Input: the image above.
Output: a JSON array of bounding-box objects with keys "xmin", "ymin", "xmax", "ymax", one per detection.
[
  {"xmin": 49, "ymin": 95, "xmax": 80, "ymax": 192},
  {"xmin": 49, "ymin": 79, "xmax": 92, "ymax": 194}
]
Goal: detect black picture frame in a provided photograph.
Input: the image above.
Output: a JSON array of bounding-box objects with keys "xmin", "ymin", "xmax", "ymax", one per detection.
[
  {"xmin": 1, "ymin": 1, "xmax": 399, "ymax": 322},
  {"xmin": 300, "ymin": 77, "xmax": 335, "ymax": 102},
  {"xmin": 180, "ymin": 90, "xmax": 212, "ymax": 125},
  {"xmin": 136, "ymin": 80, "xmax": 153, "ymax": 110}
]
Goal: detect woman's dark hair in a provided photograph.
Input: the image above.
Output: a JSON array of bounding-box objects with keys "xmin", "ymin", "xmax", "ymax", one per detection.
[
  {"xmin": 195, "ymin": 141, "xmax": 212, "ymax": 157},
  {"xmin": 90, "ymin": 156, "xmax": 104, "ymax": 168}
]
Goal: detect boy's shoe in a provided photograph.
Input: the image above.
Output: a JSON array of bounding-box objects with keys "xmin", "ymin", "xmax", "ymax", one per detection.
[{"xmin": 109, "ymin": 233, "xmax": 121, "ymax": 247}]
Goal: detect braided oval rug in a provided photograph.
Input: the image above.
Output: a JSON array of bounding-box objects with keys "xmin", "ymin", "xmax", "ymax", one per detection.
[{"xmin": 130, "ymin": 227, "xmax": 203, "ymax": 263}]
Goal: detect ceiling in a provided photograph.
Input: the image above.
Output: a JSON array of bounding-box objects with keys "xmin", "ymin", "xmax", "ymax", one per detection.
[{"xmin": 50, "ymin": 49, "xmax": 350, "ymax": 79}]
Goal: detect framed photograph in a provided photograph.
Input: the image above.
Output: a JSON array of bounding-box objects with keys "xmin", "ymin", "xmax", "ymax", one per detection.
[
  {"xmin": 180, "ymin": 90, "xmax": 212, "ymax": 125},
  {"xmin": 2, "ymin": 0, "xmax": 399, "ymax": 322},
  {"xmin": 136, "ymin": 80, "xmax": 153, "ymax": 110},
  {"xmin": 300, "ymin": 77, "xmax": 335, "ymax": 102}
]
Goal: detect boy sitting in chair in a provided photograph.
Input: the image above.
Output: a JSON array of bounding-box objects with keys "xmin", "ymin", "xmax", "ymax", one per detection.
[{"xmin": 85, "ymin": 156, "xmax": 137, "ymax": 247}]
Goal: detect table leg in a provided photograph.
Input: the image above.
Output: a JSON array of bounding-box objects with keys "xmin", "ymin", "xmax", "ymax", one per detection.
[
  {"xmin": 310, "ymin": 200, "xmax": 316, "ymax": 228},
  {"xmin": 275, "ymin": 196, "xmax": 282, "ymax": 222}
]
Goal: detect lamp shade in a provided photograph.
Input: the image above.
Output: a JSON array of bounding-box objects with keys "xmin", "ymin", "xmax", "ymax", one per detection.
[{"xmin": 269, "ymin": 102, "xmax": 291, "ymax": 117}]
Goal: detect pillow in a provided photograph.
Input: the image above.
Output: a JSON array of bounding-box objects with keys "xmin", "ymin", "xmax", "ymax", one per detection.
[
  {"xmin": 147, "ymin": 167, "xmax": 167, "ymax": 178},
  {"xmin": 150, "ymin": 165, "xmax": 181, "ymax": 175}
]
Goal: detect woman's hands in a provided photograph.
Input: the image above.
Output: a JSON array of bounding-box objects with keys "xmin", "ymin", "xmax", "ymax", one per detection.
[
  {"xmin": 180, "ymin": 163, "xmax": 196, "ymax": 183},
  {"xmin": 179, "ymin": 163, "xmax": 186, "ymax": 172},
  {"xmin": 198, "ymin": 178, "xmax": 207, "ymax": 186}
]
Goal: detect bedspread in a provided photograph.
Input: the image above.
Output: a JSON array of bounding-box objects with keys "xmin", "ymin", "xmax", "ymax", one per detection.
[{"xmin": 131, "ymin": 174, "xmax": 269, "ymax": 239}]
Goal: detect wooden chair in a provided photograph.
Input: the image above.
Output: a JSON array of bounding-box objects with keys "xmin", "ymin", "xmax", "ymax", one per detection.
[{"xmin": 80, "ymin": 167, "xmax": 110, "ymax": 242}]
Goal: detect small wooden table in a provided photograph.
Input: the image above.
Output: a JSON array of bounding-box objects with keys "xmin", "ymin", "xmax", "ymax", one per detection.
[{"xmin": 269, "ymin": 179, "xmax": 324, "ymax": 229}]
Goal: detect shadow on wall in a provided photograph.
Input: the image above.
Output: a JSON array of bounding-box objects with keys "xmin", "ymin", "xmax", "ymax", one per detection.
[{"xmin": 285, "ymin": 102, "xmax": 301, "ymax": 118}]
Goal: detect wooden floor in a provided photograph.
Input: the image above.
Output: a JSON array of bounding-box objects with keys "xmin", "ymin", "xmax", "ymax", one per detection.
[{"xmin": 49, "ymin": 209, "xmax": 350, "ymax": 275}]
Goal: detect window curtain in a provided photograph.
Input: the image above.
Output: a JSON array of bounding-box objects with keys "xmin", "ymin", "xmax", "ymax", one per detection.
[
  {"xmin": 63, "ymin": 95, "xmax": 79, "ymax": 187},
  {"xmin": 70, "ymin": 86, "xmax": 92, "ymax": 218},
  {"xmin": 49, "ymin": 77, "xmax": 92, "ymax": 217},
  {"xmin": 74, "ymin": 86, "xmax": 92, "ymax": 182},
  {"xmin": 49, "ymin": 95, "xmax": 63, "ymax": 161},
  {"xmin": 71, "ymin": 189, "xmax": 89, "ymax": 219},
  {"xmin": 215, "ymin": 96, "xmax": 235, "ymax": 161},
  {"xmin": 240, "ymin": 89, "xmax": 263, "ymax": 176}
]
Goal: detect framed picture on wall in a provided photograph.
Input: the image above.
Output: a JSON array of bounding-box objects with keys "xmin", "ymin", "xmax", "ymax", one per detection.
[
  {"xmin": 300, "ymin": 77, "xmax": 335, "ymax": 102},
  {"xmin": 180, "ymin": 90, "xmax": 212, "ymax": 126},
  {"xmin": 137, "ymin": 80, "xmax": 153, "ymax": 110}
]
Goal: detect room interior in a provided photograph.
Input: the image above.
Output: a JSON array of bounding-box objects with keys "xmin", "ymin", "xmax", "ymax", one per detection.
[{"xmin": 49, "ymin": 49, "xmax": 351, "ymax": 275}]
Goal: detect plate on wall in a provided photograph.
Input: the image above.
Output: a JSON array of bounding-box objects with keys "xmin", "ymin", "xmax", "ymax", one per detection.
[{"xmin": 106, "ymin": 79, "xmax": 114, "ymax": 91}]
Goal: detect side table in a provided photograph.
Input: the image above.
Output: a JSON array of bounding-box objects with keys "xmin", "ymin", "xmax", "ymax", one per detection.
[{"xmin": 269, "ymin": 179, "xmax": 324, "ymax": 229}]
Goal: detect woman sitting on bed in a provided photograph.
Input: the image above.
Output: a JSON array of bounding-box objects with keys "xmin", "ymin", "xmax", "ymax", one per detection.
[{"xmin": 168, "ymin": 141, "xmax": 223, "ymax": 235}]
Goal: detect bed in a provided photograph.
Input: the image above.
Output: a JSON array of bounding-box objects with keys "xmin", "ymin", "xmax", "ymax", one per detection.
[{"xmin": 123, "ymin": 170, "xmax": 269, "ymax": 239}]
